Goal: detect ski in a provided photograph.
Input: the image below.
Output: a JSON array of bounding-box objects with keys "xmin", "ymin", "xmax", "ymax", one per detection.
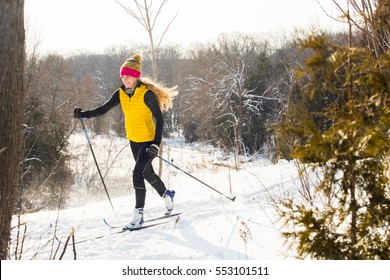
[
  {"xmin": 122, "ymin": 220, "xmax": 170, "ymax": 232},
  {"xmin": 103, "ymin": 211, "xmax": 183, "ymax": 229},
  {"xmin": 64, "ymin": 214, "xmax": 182, "ymax": 245}
]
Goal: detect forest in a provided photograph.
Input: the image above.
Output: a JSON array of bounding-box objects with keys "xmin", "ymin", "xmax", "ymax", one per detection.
[{"xmin": 20, "ymin": 32, "xmax": 292, "ymax": 209}]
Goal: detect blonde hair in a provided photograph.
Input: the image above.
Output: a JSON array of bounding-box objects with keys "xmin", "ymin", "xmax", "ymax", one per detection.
[{"xmin": 140, "ymin": 77, "xmax": 178, "ymax": 111}]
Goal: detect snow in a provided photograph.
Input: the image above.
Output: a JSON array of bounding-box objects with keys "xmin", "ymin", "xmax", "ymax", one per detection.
[
  {"xmin": 10, "ymin": 132, "xmax": 298, "ymax": 260},
  {"xmin": 6, "ymin": 133, "xmax": 388, "ymax": 278}
]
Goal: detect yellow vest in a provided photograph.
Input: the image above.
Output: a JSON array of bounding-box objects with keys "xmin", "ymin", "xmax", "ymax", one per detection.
[{"xmin": 119, "ymin": 85, "xmax": 156, "ymax": 142}]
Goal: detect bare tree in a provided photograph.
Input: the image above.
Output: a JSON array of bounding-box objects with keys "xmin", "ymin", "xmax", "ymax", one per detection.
[
  {"xmin": 0, "ymin": 0, "xmax": 25, "ymax": 259},
  {"xmin": 115, "ymin": 0, "xmax": 178, "ymax": 176},
  {"xmin": 322, "ymin": 0, "xmax": 389, "ymax": 60},
  {"xmin": 115, "ymin": 0, "xmax": 178, "ymax": 81},
  {"xmin": 211, "ymin": 60, "xmax": 254, "ymax": 166}
]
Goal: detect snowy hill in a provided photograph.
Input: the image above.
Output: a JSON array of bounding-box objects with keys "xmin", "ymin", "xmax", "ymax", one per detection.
[{"xmin": 10, "ymin": 133, "xmax": 300, "ymax": 260}]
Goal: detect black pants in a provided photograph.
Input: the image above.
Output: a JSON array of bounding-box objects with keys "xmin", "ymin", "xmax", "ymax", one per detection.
[{"xmin": 130, "ymin": 141, "xmax": 166, "ymax": 209}]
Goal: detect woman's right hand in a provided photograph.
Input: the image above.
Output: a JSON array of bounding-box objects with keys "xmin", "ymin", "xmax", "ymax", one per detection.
[{"xmin": 73, "ymin": 107, "xmax": 83, "ymax": 118}]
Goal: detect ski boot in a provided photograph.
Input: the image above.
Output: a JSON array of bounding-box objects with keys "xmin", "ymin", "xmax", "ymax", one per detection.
[
  {"xmin": 163, "ymin": 189, "xmax": 175, "ymax": 214},
  {"xmin": 124, "ymin": 208, "xmax": 144, "ymax": 230}
]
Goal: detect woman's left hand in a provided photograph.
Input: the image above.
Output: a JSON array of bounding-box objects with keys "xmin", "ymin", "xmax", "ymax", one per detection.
[{"xmin": 147, "ymin": 144, "xmax": 159, "ymax": 159}]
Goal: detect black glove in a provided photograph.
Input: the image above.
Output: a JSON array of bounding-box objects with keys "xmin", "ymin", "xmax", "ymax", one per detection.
[
  {"xmin": 147, "ymin": 144, "xmax": 159, "ymax": 159},
  {"xmin": 73, "ymin": 107, "xmax": 84, "ymax": 118}
]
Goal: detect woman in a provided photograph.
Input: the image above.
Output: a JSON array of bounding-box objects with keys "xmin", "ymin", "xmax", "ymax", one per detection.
[{"xmin": 74, "ymin": 54, "xmax": 177, "ymax": 229}]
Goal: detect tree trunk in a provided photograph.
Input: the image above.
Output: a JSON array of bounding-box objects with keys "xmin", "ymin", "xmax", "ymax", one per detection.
[{"xmin": 0, "ymin": 0, "xmax": 25, "ymax": 260}]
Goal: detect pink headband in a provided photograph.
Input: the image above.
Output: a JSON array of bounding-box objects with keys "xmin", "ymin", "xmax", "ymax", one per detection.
[{"xmin": 120, "ymin": 67, "xmax": 141, "ymax": 78}]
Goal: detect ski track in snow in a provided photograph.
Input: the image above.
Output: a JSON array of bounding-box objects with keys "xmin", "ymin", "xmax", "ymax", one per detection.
[{"xmin": 10, "ymin": 133, "xmax": 300, "ymax": 260}]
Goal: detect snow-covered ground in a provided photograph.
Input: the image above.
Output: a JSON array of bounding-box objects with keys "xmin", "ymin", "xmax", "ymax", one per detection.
[
  {"xmin": 6, "ymin": 133, "xmax": 388, "ymax": 279},
  {"xmin": 10, "ymin": 132, "xmax": 299, "ymax": 260}
]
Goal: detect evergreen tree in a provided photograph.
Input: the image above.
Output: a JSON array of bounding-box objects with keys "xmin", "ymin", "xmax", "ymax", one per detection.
[{"xmin": 275, "ymin": 27, "xmax": 389, "ymax": 258}]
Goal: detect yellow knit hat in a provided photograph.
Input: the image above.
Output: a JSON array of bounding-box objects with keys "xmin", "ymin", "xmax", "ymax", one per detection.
[{"xmin": 120, "ymin": 54, "xmax": 142, "ymax": 78}]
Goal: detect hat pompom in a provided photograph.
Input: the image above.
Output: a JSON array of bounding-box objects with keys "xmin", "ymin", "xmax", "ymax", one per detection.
[
  {"xmin": 120, "ymin": 54, "xmax": 142, "ymax": 78},
  {"xmin": 130, "ymin": 54, "xmax": 142, "ymax": 64}
]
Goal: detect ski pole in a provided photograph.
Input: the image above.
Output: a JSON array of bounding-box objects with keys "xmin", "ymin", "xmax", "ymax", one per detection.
[
  {"xmin": 154, "ymin": 154, "xmax": 236, "ymax": 202},
  {"xmin": 79, "ymin": 117, "xmax": 117, "ymax": 217}
]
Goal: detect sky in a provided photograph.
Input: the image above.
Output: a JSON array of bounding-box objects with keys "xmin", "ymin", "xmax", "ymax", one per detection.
[{"xmin": 24, "ymin": 0, "xmax": 346, "ymax": 54}]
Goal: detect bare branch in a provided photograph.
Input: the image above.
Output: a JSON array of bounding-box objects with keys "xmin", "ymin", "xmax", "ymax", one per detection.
[
  {"xmin": 151, "ymin": 0, "xmax": 168, "ymax": 29},
  {"xmin": 115, "ymin": 0, "xmax": 147, "ymax": 29},
  {"xmin": 157, "ymin": 10, "xmax": 179, "ymax": 48}
]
